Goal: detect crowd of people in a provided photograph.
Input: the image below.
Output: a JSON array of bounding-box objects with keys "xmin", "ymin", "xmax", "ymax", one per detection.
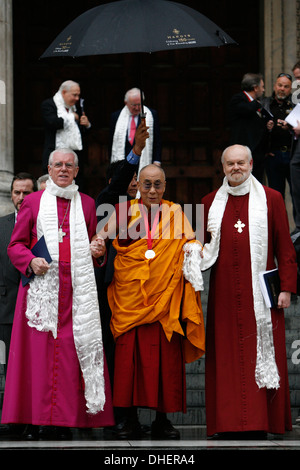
[{"xmin": 0, "ymin": 71, "xmax": 299, "ymax": 441}]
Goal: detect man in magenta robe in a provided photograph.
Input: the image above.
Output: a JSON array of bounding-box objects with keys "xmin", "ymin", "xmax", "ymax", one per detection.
[
  {"xmin": 201, "ymin": 144, "xmax": 297, "ymax": 438},
  {"xmin": 1, "ymin": 148, "xmax": 114, "ymax": 439}
]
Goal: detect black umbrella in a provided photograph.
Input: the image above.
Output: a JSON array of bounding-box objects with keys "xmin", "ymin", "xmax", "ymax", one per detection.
[
  {"xmin": 41, "ymin": 0, "xmax": 236, "ymax": 57},
  {"xmin": 41, "ymin": 0, "xmax": 236, "ymax": 113}
]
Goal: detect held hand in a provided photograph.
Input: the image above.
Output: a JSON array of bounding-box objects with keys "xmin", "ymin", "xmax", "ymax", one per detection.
[
  {"xmin": 80, "ymin": 112, "xmax": 90, "ymax": 128},
  {"xmin": 30, "ymin": 257, "xmax": 50, "ymax": 276},
  {"xmin": 90, "ymin": 236, "xmax": 106, "ymax": 258},
  {"xmin": 277, "ymin": 291, "xmax": 291, "ymax": 309},
  {"xmin": 133, "ymin": 123, "xmax": 149, "ymax": 155},
  {"xmin": 184, "ymin": 240, "xmax": 204, "ymax": 258},
  {"xmin": 277, "ymin": 119, "xmax": 289, "ymax": 130}
]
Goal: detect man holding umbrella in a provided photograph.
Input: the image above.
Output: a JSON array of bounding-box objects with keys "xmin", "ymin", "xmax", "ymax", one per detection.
[{"xmin": 109, "ymin": 88, "xmax": 162, "ymax": 170}]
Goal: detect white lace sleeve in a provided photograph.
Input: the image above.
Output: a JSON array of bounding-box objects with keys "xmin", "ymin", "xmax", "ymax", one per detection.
[{"xmin": 182, "ymin": 242, "xmax": 204, "ymax": 292}]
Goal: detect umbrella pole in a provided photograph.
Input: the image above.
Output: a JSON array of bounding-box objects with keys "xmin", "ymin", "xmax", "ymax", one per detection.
[
  {"xmin": 138, "ymin": 54, "xmax": 146, "ymax": 124},
  {"xmin": 140, "ymin": 95, "xmax": 146, "ymax": 125}
]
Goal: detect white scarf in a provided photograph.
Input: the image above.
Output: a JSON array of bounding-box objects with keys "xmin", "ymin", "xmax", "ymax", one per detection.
[
  {"xmin": 53, "ymin": 91, "xmax": 82, "ymax": 151},
  {"xmin": 25, "ymin": 177, "xmax": 105, "ymax": 414},
  {"xmin": 111, "ymin": 105, "xmax": 153, "ymax": 173},
  {"xmin": 201, "ymin": 174, "xmax": 280, "ymax": 389}
]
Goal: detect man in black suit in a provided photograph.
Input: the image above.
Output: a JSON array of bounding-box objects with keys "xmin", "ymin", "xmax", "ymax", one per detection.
[
  {"xmin": 109, "ymin": 88, "xmax": 161, "ymax": 171},
  {"xmin": 0, "ymin": 173, "xmax": 37, "ymax": 375},
  {"xmin": 41, "ymin": 80, "xmax": 91, "ymax": 190},
  {"xmin": 0, "ymin": 173, "xmax": 36, "ymax": 436},
  {"xmin": 228, "ymin": 73, "xmax": 274, "ymax": 182},
  {"xmin": 261, "ymin": 73, "xmax": 295, "ymax": 200}
]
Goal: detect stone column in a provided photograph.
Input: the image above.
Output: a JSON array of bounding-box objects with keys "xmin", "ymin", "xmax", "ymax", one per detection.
[
  {"xmin": 263, "ymin": 0, "xmax": 299, "ymax": 95},
  {"xmin": 0, "ymin": 0, "xmax": 14, "ymax": 216},
  {"xmin": 263, "ymin": 0, "xmax": 299, "ymax": 231}
]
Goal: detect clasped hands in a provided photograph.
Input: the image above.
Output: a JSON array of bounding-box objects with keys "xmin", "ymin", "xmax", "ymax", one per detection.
[{"xmin": 90, "ymin": 235, "xmax": 106, "ymax": 258}]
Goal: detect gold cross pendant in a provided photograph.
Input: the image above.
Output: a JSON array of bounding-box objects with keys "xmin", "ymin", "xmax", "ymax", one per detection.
[{"xmin": 234, "ymin": 219, "xmax": 245, "ymax": 233}]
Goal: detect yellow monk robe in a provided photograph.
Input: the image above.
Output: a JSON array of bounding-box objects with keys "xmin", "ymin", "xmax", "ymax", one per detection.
[{"xmin": 107, "ymin": 199, "xmax": 205, "ymax": 364}]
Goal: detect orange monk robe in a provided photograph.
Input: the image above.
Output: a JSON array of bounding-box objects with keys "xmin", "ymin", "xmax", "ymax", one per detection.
[{"xmin": 107, "ymin": 199, "xmax": 205, "ymax": 364}]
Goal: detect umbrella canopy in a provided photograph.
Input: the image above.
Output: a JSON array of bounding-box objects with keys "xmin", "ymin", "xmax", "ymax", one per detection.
[{"xmin": 41, "ymin": 0, "xmax": 236, "ymax": 58}]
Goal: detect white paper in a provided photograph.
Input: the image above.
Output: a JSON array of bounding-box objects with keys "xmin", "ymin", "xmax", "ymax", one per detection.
[{"xmin": 285, "ymin": 103, "xmax": 300, "ymax": 128}]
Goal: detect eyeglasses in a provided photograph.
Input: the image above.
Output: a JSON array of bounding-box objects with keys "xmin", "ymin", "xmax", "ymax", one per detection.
[
  {"xmin": 140, "ymin": 181, "xmax": 165, "ymax": 191},
  {"xmin": 128, "ymin": 103, "xmax": 141, "ymax": 108},
  {"xmin": 51, "ymin": 162, "xmax": 76, "ymax": 170},
  {"xmin": 277, "ymin": 73, "xmax": 292, "ymax": 81}
]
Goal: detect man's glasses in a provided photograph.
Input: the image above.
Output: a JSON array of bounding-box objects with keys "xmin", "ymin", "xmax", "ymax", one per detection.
[
  {"xmin": 51, "ymin": 162, "xmax": 76, "ymax": 170},
  {"xmin": 277, "ymin": 73, "xmax": 292, "ymax": 81},
  {"xmin": 140, "ymin": 181, "xmax": 165, "ymax": 191},
  {"xmin": 128, "ymin": 103, "xmax": 141, "ymax": 108}
]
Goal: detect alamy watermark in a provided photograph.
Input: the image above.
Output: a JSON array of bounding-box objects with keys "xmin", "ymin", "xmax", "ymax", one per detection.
[
  {"xmin": 292, "ymin": 80, "xmax": 300, "ymax": 105},
  {"xmin": 96, "ymin": 197, "xmax": 205, "ymax": 242},
  {"xmin": 291, "ymin": 340, "xmax": 300, "ymax": 365},
  {"xmin": 0, "ymin": 80, "xmax": 5, "ymax": 104},
  {"xmin": 0, "ymin": 340, "xmax": 5, "ymax": 365}
]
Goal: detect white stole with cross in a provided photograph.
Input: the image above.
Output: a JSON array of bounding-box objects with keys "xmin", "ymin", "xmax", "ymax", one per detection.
[{"xmin": 200, "ymin": 174, "xmax": 280, "ymax": 390}]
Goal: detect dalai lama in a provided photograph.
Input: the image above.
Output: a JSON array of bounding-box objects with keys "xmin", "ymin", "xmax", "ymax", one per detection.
[
  {"xmin": 201, "ymin": 144, "xmax": 297, "ymax": 438},
  {"xmin": 92, "ymin": 164, "xmax": 205, "ymax": 440}
]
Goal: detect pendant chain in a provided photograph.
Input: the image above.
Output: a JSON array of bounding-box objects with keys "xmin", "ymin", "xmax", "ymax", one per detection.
[{"xmin": 59, "ymin": 201, "xmax": 70, "ymax": 230}]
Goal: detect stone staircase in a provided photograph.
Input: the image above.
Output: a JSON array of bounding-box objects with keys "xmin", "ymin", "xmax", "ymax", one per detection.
[
  {"xmin": 1, "ymin": 269, "xmax": 300, "ymax": 427},
  {"xmin": 140, "ymin": 269, "xmax": 300, "ymax": 427},
  {"xmin": 285, "ymin": 296, "xmax": 300, "ymax": 424}
]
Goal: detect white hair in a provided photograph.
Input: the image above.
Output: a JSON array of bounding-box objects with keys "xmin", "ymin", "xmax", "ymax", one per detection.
[
  {"xmin": 48, "ymin": 148, "xmax": 79, "ymax": 167},
  {"xmin": 59, "ymin": 80, "xmax": 80, "ymax": 92},
  {"xmin": 124, "ymin": 87, "xmax": 145, "ymax": 102}
]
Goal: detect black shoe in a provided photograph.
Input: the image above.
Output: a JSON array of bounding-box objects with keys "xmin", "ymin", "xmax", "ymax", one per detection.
[
  {"xmin": 23, "ymin": 425, "xmax": 39, "ymax": 440},
  {"xmin": 116, "ymin": 420, "xmax": 142, "ymax": 439},
  {"xmin": 211, "ymin": 431, "xmax": 267, "ymax": 440},
  {"xmin": 151, "ymin": 419, "xmax": 180, "ymax": 440},
  {"xmin": 37, "ymin": 426, "xmax": 72, "ymax": 440},
  {"xmin": 56, "ymin": 426, "xmax": 72, "ymax": 440},
  {"xmin": 0, "ymin": 424, "xmax": 26, "ymax": 438}
]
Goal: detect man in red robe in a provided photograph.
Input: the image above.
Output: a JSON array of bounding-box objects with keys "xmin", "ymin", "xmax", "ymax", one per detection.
[
  {"xmin": 1, "ymin": 149, "xmax": 114, "ymax": 439},
  {"xmin": 201, "ymin": 144, "xmax": 297, "ymax": 438}
]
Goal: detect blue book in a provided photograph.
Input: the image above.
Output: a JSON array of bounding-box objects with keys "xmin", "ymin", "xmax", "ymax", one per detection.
[
  {"xmin": 259, "ymin": 268, "xmax": 280, "ymax": 309},
  {"xmin": 21, "ymin": 236, "xmax": 52, "ymax": 286}
]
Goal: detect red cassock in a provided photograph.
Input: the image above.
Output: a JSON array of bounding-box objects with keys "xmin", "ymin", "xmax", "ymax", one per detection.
[
  {"xmin": 202, "ymin": 186, "xmax": 297, "ymax": 436},
  {"xmin": 1, "ymin": 192, "xmax": 114, "ymax": 428}
]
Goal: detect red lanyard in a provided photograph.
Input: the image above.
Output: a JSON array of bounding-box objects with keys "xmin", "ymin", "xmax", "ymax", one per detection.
[{"xmin": 140, "ymin": 203, "xmax": 160, "ymax": 256}]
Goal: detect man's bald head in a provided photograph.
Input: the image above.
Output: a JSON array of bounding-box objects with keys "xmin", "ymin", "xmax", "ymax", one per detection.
[
  {"xmin": 138, "ymin": 164, "xmax": 166, "ymax": 208},
  {"xmin": 139, "ymin": 164, "xmax": 166, "ymax": 181},
  {"xmin": 221, "ymin": 144, "xmax": 253, "ymax": 187}
]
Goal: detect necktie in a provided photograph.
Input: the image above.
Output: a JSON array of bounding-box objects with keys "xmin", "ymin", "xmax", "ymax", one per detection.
[{"xmin": 129, "ymin": 116, "xmax": 136, "ymax": 145}]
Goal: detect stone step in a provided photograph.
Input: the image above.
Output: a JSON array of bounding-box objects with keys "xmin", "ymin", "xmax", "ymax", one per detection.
[{"xmin": 0, "ymin": 285, "xmax": 300, "ymax": 427}]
